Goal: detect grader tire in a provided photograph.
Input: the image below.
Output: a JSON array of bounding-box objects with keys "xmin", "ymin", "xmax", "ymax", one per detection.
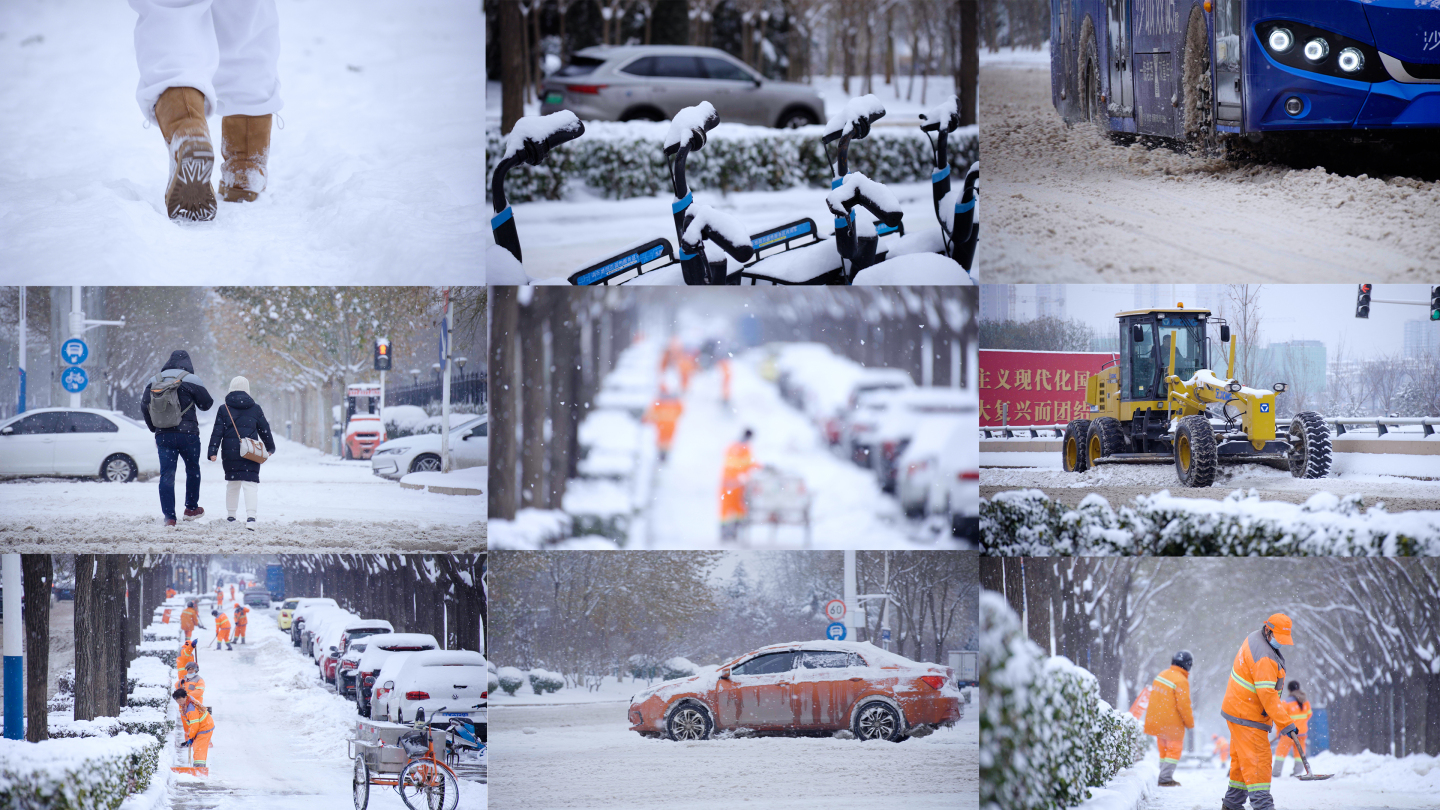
[
  {"xmin": 1174, "ymin": 415, "xmax": 1218, "ymax": 487},
  {"xmin": 1063, "ymin": 419, "xmax": 1092, "ymax": 472},
  {"xmin": 1288, "ymin": 411, "xmax": 1333, "ymax": 479},
  {"xmin": 1087, "ymin": 417, "xmax": 1125, "ymax": 464}
]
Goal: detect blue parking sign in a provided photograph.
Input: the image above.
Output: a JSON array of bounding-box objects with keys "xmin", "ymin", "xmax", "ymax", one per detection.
[
  {"xmin": 61, "ymin": 366, "xmax": 88, "ymax": 393},
  {"xmin": 826, "ymin": 622, "xmax": 846, "ymax": 641},
  {"xmin": 61, "ymin": 338, "xmax": 88, "ymax": 365}
]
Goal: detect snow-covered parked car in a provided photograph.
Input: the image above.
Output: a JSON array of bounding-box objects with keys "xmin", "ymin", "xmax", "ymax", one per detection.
[
  {"xmin": 898, "ymin": 418, "xmax": 967, "ymax": 517},
  {"xmin": 928, "ymin": 410, "xmax": 980, "ymax": 541},
  {"xmin": 0, "ymin": 408, "xmax": 161, "ymax": 482},
  {"xmin": 376, "ymin": 649, "xmax": 487, "ymax": 725},
  {"xmin": 301, "ymin": 605, "xmax": 354, "ymax": 659},
  {"xmin": 627, "ymin": 640, "xmax": 960, "ymax": 742},
  {"xmin": 288, "ymin": 598, "xmax": 339, "ymax": 647},
  {"xmin": 368, "ymin": 649, "xmax": 421, "ymax": 721},
  {"xmin": 333, "ymin": 619, "xmax": 396, "ymax": 695},
  {"xmin": 242, "ymin": 587, "xmax": 271, "ymax": 609},
  {"xmin": 863, "ymin": 388, "xmax": 977, "ymax": 494},
  {"xmin": 844, "ymin": 388, "xmax": 908, "ymax": 467},
  {"xmin": 353, "ymin": 633, "xmax": 441, "ymax": 717},
  {"xmin": 370, "ymin": 414, "xmax": 487, "ymax": 479}
]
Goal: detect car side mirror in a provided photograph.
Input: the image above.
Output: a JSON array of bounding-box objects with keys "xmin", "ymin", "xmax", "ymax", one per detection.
[
  {"xmin": 751, "ymin": 77, "xmax": 762, "ymax": 88},
  {"xmin": 1131, "ymin": 324, "xmax": 1145, "ymax": 343},
  {"xmin": 718, "ymin": 668, "xmax": 731, "ymax": 680},
  {"xmin": 0, "ymin": 426, "xmax": 11, "ymax": 435},
  {"xmin": 384, "ymin": 681, "xmax": 394, "ymax": 690},
  {"xmin": 1220, "ymin": 324, "xmax": 1231, "ymax": 343}
]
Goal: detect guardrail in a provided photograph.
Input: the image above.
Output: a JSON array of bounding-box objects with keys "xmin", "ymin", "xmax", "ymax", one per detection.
[{"xmin": 982, "ymin": 417, "xmax": 1440, "ymax": 439}]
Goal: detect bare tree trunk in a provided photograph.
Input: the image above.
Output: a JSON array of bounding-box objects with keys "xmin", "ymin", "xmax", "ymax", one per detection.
[
  {"xmin": 519, "ymin": 298, "xmax": 549, "ymax": 509},
  {"xmin": 74, "ymin": 555, "xmax": 98, "ymax": 721},
  {"xmin": 23, "ymin": 555, "xmax": 52, "ymax": 741},
  {"xmin": 532, "ymin": 2, "xmax": 545, "ymax": 103},
  {"xmin": 907, "ymin": 32, "xmax": 920, "ymax": 100},
  {"xmin": 489, "ymin": 288, "xmax": 519, "ymax": 520},
  {"xmin": 960, "ymin": 0, "xmax": 977, "ymax": 125},
  {"xmin": 883, "ymin": 8, "xmax": 894, "ymax": 86},
  {"xmin": 501, "ymin": 0, "xmax": 527, "ymax": 134},
  {"xmin": 549, "ymin": 298, "xmax": 579, "ymax": 506},
  {"xmin": 1024, "ymin": 558, "xmax": 1052, "ymax": 652},
  {"xmin": 978, "ymin": 557, "xmax": 1002, "ymax": 594},
  {"xmin": 1001, "ymin": 558, "xmax": 1025, "ymax": 618}
]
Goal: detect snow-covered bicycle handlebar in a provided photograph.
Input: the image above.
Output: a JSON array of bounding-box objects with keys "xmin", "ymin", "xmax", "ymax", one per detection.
[
  {"xmin": 825, "ymin": 173, "xmax": 904, "ymax": 230},
  {"xmin": 680, "ymin": 205, "xmax": 756, "ymax": 263},
  {"xmin": 491, "ymin": 111, "xmax": 587, "ymax": 262}
]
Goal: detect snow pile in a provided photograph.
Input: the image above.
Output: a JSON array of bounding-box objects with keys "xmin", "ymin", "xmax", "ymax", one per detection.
[
  {"xmin": 0, "ymin": 733, "xmax": 163, "ymax": 810},
  {"xmin": 132, "ymin": 642, "xmax": 176, "ymax": 668},
  {"xmin": 663, "ymin": 102, "xmax": 719, "ymax": 152},
  {"xmin": 980, "ymin": 592, "xmax": 1145, "ymax": 810},
  {"xmin": 1307, "ymin": 749, "xmax": 1440, "ymax": 793},
  {"xmin": 528, "ymin": 669, "xmax": 564, "ymax": 695},
  {"xmin": 853, "ymin": 252, "xmax": 972, "ymax": 285},
  {"xmin": 982, "ymin": 489, "xmax": 1440, "ymax": 556},
  {"xmin": 398, "ymin": 466, "xmax": 485, "ymax": 494},
  {"xmin": 497, "ymin": 666, "xmax": 525, "ymax": 696},
  {"xmin": 661, "ymin": 657, "xmax": 698, "ymax": 680},
  {"xmin": 381, "ymin": 405, "xmax": 431, "ymax": 437},
  {"xmin": 126, "ymin": 656, "xmax": 173, "ymax": 691}
]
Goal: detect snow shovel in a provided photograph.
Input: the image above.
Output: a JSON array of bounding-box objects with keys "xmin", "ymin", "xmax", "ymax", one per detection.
[{"xmin": 1294, "ymin": 738, "xmax": 1332, "ymax": 781}]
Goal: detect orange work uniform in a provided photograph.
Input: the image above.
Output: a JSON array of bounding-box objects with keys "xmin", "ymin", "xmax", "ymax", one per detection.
[
  {"xmin": 720, "ymin": 360, "xmax": 732, "ymax": 405},
  {"xmin": 1220, "ymin": 620, "xmax": 1297, "ymax": 810},
  {"xmin": 232, "ymin": 606, "xmax": 249, "ymax": 642},
  {"xmin": 1144, "ymin": 664, "xmax": 1194, "ymax": 783},
  {"xmin": 176, "ymin": 696, "xmax": 215, "ymax": 775},
  {"xmin": 180, "ymin": 607, "xmax": 199, "ymax": 641},
  {"xmin": 214, "ymin": 613, "xmax": 231, "ymax": 644},
  {"xmin": 1213, "ymin": 735, "xmax": 1231, "ymax": 764},
  {"xmin": 166, "ymin": 588, "xmax": 177, "ymax": 599},
  {"xmin": 174, "ymin": 674, "xmax": 206, "ymax": 705},
  {"xmin": 719, "ymin": 441, "xmax": 759, "ymax": 526},
  {"xmin": 1273, "ymin": 691, "xmax": 1312, "ymax": 776},
  {"xmin": 644, "ymin": 398, "xmax": 684, "ymax": 456},
  {"xmin": 176, "ymin": 642, "xmax": 197, "ymax": 680},
  {"xmin": 214, "ymin": 587, "xmax": 223, "ymax": 606}
]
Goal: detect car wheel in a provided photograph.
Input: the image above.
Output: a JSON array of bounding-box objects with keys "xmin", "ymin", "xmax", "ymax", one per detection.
[
  {"xmin": 100, "ymin": 454, "xmax": 138, "ymax": 483},
  {"xmin": 666, "ymin": 701, "xmax": 713, "ymax": 741},
  {"xmin": 620, "ymin": 106, "xmax": 665, "ymax": 122},
  {"xmin": 410, "ymin": 454, "xmax": 442, "ymax": 473},
  {"xmin": 777, "ymin": 107, "xmax": 819, "ymax": 128},
  {"xmin": 344, "ymin": 444, "xmax": 353, "ymax": 460},
  {"xmin": 853, "ymin": 701, "xmax": 904, "ymax": 742}
]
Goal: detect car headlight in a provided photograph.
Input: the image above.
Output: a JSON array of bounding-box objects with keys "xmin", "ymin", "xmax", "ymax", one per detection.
[
  {"xmin": 1338, "ymin": 47, "xmax": 1363, "ymax": 73},
  {"xmin": 1268, "ymin": 27, "xmax": 1294, "ymax": 54},
  {"xmin": 373, "ymin": 447, "xmax": 404, "ymax": 456},
  {"xmin": 1303, "ymin": 38, "xmax": 1328, "ymax": 63}
]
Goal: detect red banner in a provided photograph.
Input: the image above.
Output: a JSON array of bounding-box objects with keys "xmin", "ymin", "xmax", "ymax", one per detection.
[{"xmin": 980, "ymin": 349, "xmax": 1115, "ymax": 427}]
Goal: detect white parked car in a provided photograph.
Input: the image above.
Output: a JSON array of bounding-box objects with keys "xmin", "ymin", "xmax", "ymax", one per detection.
[
  {"xmin": 370, "ymin": 415, "xmax": 487, "ymax": 479},
  {"xmin": 897, "ymin": 416, "xmax": 967, "ymax": 517},
  {"xmin": 377, "ymin": 649, "xmax": 487, "ymax": 725},
  {"xmin": 335, "ymin": 619, "xmax": 396, "ymax": 695},
  {"xmin": 368, "ymin": 650, "xmax": 420, "ymax": 720},
  {"xmin": 288, "ymin": 598, "xmax": 339, "ymax": 647},
  {"xmin": 353, "ymin": 633, "xmax": 441, "ymax": 717},
  {"xmin": 308, "ymin": 608, "xmax": 360, "ymax": 665},
  {"xmin": 864, "ymin": 388, "xmax": 976, "ymax": 493},
  {"xmin": 0, "ymin": 408, "xmax": 160, "ymax": 482},
  {"xmin": 927, "ymin": 411, "xmax": 980, "ymax": 541}
]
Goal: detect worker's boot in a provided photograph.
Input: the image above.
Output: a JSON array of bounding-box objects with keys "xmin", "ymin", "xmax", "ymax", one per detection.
[
  {"xmin": 218, "ymin": 114, "xmax": 272, "ymax": 202},
  {"xmin": 154, "ymin": 87, "xmax": 216, "ymax": 221}
]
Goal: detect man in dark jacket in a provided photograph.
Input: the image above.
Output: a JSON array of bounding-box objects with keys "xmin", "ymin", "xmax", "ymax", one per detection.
[
  {"xmin": 141, "ymin": 350, "xmax": 214, "ymax": 526},
  {"xmin": 207, "ymin": 376, "xmax": 275, "ymax": 530}
]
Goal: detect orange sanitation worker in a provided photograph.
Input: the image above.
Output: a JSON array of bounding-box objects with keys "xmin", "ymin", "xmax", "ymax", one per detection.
[
  {"xmin": 212, "ymin": 610, "xmax": 233, "ymax": 651},
  {"xmin": 644, "ymin": 393, "xmax": 685, "ymax": 462},
  {"xmin": 179, "ymin": 602, "xmax": 203, "ymax": 641},
  {"xmin": 1272, "ymin": 680, "xmax": 1312, "ymax": 777},
  {"xmin": 1220, "ymin": 613, "xmax": 1298, "ymax": 810},
  {"xmin": 233, "ymin": 604, "xmax": 249, "ymax": 644},
  {"xmin": 172, "ymin": 687, "xmax": 215, "ymax": 776},
  {"xmin": 719, "ymin": 358, "xmax": 732, "ymax": 406},
  {"xmin": 1144, "ymin": 650, "xmax": 1195, "ymax": 787},
  {"xmin": 719, "ymin": 429, "xmax": 760, "ymax": 541}
]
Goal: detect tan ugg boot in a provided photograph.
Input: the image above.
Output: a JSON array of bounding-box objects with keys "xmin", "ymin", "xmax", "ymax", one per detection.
[
  {"xmin": 154, "ymin": 87, "xmax": 216, "ymax": 222},
  {"xmin": 219, "ymin": 114, "xmax": 272, "ymax": 203}
]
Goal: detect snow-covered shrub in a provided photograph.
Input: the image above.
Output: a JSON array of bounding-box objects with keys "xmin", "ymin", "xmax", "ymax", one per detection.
[
  {"xmin": 485, "ymin": 124, "xmax": 975, "ymax": 203},
  {"xmin": 980, "ymin": 593, "xmax": 1143, "ymax": 810},
  {"xmin": 662, "ymin": 657, "xmax": 698, "ymax": 681},
  {"xmin": 126, "ymin": 656, "xmax": 172, "ymax": 691},
  {"xmin": 116, "ymin": 706, "xmax": 172, "ymax": 740},
  {"xmin": 132, "ymin": 641, "xmax": 176, "ymax": 668},
  {"xmin": 981, "ymin": 489, "xmax": 1440, "ymax": 556},
  {"xmin": 527, "ymin": 668, "xmax": 564, "ymax": 695},
  {"xmin": 497, "ymin": 666, "xmax": 525, "ymax": 696},
  {"xmin": 124, "ymin": 686, "xmax": 169, "ymax": 710},
  {"xmin": 0, "ymin": 732, "xmax": 162, "ymax": 810},
  {"xmin": 487, "ymin": 669, "xmax": 500, "ymax": 695}
]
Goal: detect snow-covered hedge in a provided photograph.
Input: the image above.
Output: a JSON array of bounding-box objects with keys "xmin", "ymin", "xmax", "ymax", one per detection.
[
  {"xmin": 124, "ymin": 686, "xmax": 169, "ymax": 710},
  {"xmin": 0, "ymin": 732, "xmax": 162, "ymax": 810},
  {"xmin": 132, "ymin": 641, "xmax": 176, "ymax": 668},
  {"xmin": 486, "ymin": 122, "xmax": 976, "ymax": 203},
  {"xmin": 662, "ymin": 657, "xmax": 698, "ymax": 681},
  {"xmin": 528, "ymin": 669, "xmax": 564, "ymax": 695},
  {"xmin": 980, "ymin": 593, "xmax": 1144, "ymax": 810},
  {"xmin": 126, "ymin": 657, "xmax": 172, "ymax": 691},
  {"xmin": 497, "ymin": 667, "xmax": 525, "ymax": 696},
  {"xmin": 982, "ymin": 490, "xmax": 1440, "ymax": 556}
]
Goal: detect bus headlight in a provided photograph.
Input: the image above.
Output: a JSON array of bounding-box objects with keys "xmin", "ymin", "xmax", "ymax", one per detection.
[
  {"xmin": 1268, "ymin": 27, "xmax": 1294, "ymax": 54},
  {"xmin": 1338, "ymin": 48, "xmax": 1364, "ymax": 73},
  {"xmin": 1303, "ymin": 38, "xmax": 1329, "ymax": 63}
]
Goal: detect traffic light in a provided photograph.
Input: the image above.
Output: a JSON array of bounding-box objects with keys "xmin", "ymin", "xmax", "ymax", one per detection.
[
  {"xmin": 1355, "ymin": 284, "xmax": 1371, "ymax": 319},
  {"xmin": 1431, "ymin": 286, "xmax": 1440, "ymax": 322},
  {"xmin": 374, "ymin": 338, "xmax": 392, "ymax": 371}
]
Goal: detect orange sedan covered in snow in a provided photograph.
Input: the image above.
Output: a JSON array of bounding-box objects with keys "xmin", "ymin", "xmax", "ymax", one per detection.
[{"xmin": 627, "ymin": 641, "xmax": 961, "ymax": 742}]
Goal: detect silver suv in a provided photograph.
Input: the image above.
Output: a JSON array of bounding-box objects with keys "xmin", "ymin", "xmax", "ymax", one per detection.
[{"xmin": 540, "ymin": 45, "xmax": 825, "ymax": 129}]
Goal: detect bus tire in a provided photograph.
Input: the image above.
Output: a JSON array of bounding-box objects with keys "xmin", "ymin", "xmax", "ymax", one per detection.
[
  {"xmin": 1078, "ymin": 17, "xmax": 1106, "ymax": 138},
  {"xmin": 1181, "ymin": 5, "xmax": 1216, "ymax": 153}
]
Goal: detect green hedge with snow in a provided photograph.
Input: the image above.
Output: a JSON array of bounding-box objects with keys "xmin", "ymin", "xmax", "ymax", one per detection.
[
  {"xmin": 497, "ymin": 666, "xmax": 524, "ymax": 696},
  {"xmin": 528, "ymin": 669, "xmax": 564, "ymax": 695},
  {"xmin": 981, "ymin": 490, "xmax": 1440, "ymax": 556},
  {"xmin": 980, "ymin": 593, "xmax": 1144, "ymax": 810},
  {"xmin": 487, "ymin": 122, "xmax": 976, "ymax": 203},
  {"xmin": 0, "ymin": 733, "xmax": 162, "ymax": 810}
]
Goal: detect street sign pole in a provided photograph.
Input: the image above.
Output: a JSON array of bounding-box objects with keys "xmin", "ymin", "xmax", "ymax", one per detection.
[
  {"xmin": 439, "ymin": 289, "xmax": 452, "ymax": 474},
  {"xmin": 880, "ymin": 552, "xmax": 892, "ymax": 651},
  {"xmin": 3, "ymin": 554, "xmax": 22, "ymax": 739},
  {"xmin": 843, "ymin": 550, "xmax": 858, "ymax": 638},
  {"xmin": 16, "ymin": 287, "xmax": 25, "ymax": 414},
  {"xmin": 69, "ymin": 287, "xmax": 83, "ymax": 408}
]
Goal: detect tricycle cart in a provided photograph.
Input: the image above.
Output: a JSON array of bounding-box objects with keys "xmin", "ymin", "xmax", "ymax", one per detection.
[
  {"xmin": 742, "ymin": 466, "xmax": 813, "ymax": 547},
  {"xmin": 349, "ymin": 715, "xmax": 469, "ymax": 810}
]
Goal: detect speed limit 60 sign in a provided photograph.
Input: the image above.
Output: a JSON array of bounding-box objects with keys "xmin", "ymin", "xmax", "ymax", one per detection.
[{"xmin": 824, "ymin": 599, "xmax": 846, "ymax": 622}]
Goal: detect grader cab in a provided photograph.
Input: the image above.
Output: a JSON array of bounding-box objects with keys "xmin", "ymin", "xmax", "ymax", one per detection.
[{"xmin": 1062, "ymin": 305, "xmax": 1332, "ymax": 487}]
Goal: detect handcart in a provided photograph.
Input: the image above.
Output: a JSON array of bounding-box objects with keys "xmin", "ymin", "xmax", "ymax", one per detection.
[
  {"xmin": 742, "ymin": 466, "xmax": 813, "ymax": 547},
  {"xmin": 349, "ymin": 707, "xmax": 478, "ymax": 810}
]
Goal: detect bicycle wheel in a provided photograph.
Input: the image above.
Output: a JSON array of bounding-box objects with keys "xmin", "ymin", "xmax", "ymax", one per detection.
[
  {"xmin": 398, "ymin": 759, "xmax": 460, "ymax": 810},
  {"xmin": 352, "ymin": 755, "xmax": 370, "ymax": 810}
]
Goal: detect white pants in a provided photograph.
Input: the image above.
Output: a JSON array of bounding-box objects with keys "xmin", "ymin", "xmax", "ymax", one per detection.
[
  {"xmin": 225, "ymin": 480, "xmax": 258, "ymax": 519},
  {"xmin": 129, "ymin": 0, "xmax": 283, "ymax": 124}
]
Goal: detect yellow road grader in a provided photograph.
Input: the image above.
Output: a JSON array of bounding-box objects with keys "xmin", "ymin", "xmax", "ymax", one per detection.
[{"xmin": 1062, "ymin": 305, "xmax": 1332, "ymax": 487}]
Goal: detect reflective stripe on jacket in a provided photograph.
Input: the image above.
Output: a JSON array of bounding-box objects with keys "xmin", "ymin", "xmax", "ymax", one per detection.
[
  {"xmin": 1221, "ymin": 629, "xmax": 1296, "ymax": 735},
  {"xmin": 180, "ymin": 699, "xmax": 214, "ymax": 741}
]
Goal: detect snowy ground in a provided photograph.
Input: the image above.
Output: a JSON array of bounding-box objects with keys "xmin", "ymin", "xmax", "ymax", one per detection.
[
  {"xmin": 0, "ymin": 427, "xmax": 485, "ymax": 550},
  {"xmin": 156, "ymin": 603, "xmax": 484, "ymax": 809},
  {"xmin": 640, "ymin": 352, "xmax": 963, "ymax": 549},
  {"xmin": 981, "ymin": 457, "xmax": 1440, "ymax": 511},
  {"xmin": 0, "ymin": 0, "xmax": 483, "ymax": 282},
  {"xmin": 978, "ymin": 54, "xmax": 1440, "ymax": 280},
  {"xmin": 1104, "ymin": 748, "xmax": 1440, "ymax": 810},
  {"xmin": 489, "ymin": 692, "xmax": 975, "ymax": 810}
]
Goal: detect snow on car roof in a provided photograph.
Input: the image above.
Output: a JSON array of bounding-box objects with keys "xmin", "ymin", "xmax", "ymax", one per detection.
[
  {"xmin": 344, "ymin": 619, "xmax": 394, "ymax": 632},
  {"xmin": 739, "ymin": 640, "xmax": 931, "ymax": 669},
  {"xmin": 364, "ymin": 633, "xmax": 441, "ymax": 649},
  {"xmin": 397, "ymin": 649, "xmax": 486, "ymax": 669}
]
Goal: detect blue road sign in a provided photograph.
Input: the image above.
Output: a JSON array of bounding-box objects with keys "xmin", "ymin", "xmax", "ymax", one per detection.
[
  {"xmin": 61, "ymin": 366, "xmax": 88, "ymax": 393},
  {"xmin": 61, "ymin": 338, "xmax": 88, "ymax": 365},
  {"xmin": 882, "ymin": 629, "xmax": 891, "ymax": 642},
  {"xmin": 826, "ymin": 622, "xmax": 846, "ymax": 641}
]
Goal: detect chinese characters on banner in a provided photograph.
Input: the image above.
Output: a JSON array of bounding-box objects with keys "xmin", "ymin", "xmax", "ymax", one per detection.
[{"xmin": 980, "ymin": 350, "xmax": 1116, "ymax": 426}]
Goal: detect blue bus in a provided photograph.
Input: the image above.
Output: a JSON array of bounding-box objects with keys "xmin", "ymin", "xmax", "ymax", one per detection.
[{"xmin": 1050, "ymin": 1, "xmax": 1440, "ymax": 142}]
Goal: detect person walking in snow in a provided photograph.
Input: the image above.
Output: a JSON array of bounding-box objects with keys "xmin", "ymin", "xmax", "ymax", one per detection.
[
  {"xmin": 128, "ymin": 0, "xmax": 283, "ymax": 221},
  {"xmin": 143, "ymin": 350, "xmax": 214, "ymax": 527},
  {"xmin": 1144, "ymin": 650, "xmax": 1196, "ymax": 787},
  {"xmin": 207, "ymin": 376, "xmax": 275, "ymax": 531},
  {"xmin": 212, "ymin": 609, "xmax": 233, "ymax": 650}
]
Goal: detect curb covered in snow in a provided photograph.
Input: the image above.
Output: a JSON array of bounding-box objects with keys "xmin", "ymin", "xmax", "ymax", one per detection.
[
  {"xmin": 1076, "ymin": 759, "xmax": 1158, "ymax": 810},
  {"xmin": 398, "ymin": 468, "xmax": 485, "ymax": 496}
]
